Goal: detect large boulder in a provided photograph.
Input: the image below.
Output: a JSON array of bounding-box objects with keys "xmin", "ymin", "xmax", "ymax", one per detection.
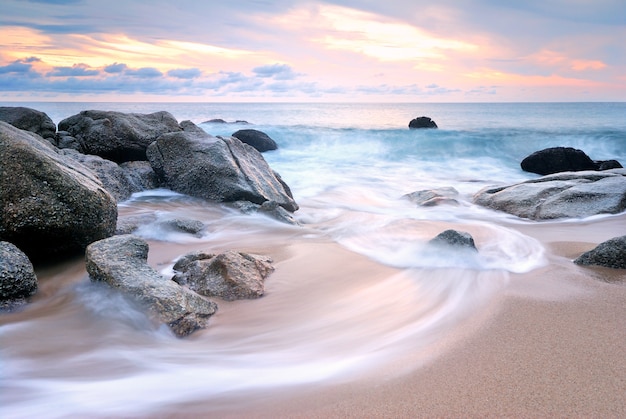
[
  {"xmin": 409, "ymin": 116, "xmax": 438, "ymax": 129},
  {"xmin": 86, "ymin": 235, "xmax": 218, "ymax": 337},
  {"xmin": 520, "ymin": 146, "xmax": 622, "ymax": 175},
  {"xmin": 232, "ymin": 129, "xmax": 278, "ymax": 152},
  {"xmin": 0, "ymin": 122, "xmax": 117, "ymax": 262},
  {"xmin": 146, "ymin": 130, "xmax": 298, "ymax": 212},
  {"xmin": 574, "ymin": 236, "xmax": 626, "ymax": 269},
  {"xmin": 172, "ymin": 250, "xmax": 274, "ymax": 301},
  {"xmin": 0, "ymin": 106, "xmax": 56, "ymax": 140},
  {"xmin": 57, "ymin": 110, "xmax": 182, "ymax": 162},
  {"xmin": 0, "ymin": 241, "xmax": 37, "ymax": 303},
  {"xmin": 473, "ymin": 169, "xmax": 626, "ymax": 220}
]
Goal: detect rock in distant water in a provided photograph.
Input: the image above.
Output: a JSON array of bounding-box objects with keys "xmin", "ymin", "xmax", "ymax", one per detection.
[
  {"xmin": 172, "ymin": 250, "xmax": 274, "ymax": 301},
  {"xmin": 0, "ymin": 122, "xmax": 117, "ymax": 262},
  {"xmin": 574, "ymin": 236, "xmax": 626, "ymax": 269},
  {"xmin": 521, "ymin": 147, "xmax": 599, "ymax": 175},
  {"xmin": 404, "ymin": 187, "xmax": 459, "ymax": 206},
  {"xmin": 0, "ymin": 241, "xmax": 37, "ymax": 303},
  {"xmin": 428, "ymin": 230, "xmax": 477, "ymax": 251},
  {"xmin": 86, "ymin": 235, "xmax": 218, "ymax": 337},
  {"xmin": 0, "ymin": 106, "xmax": 57, "ymax": 140},
  {"xmin": 232, "ymin": 129, "xmax": 278, "ymax": 152},
  {"xmin": 58, "ymin": 110, "xmax": 182, "ymax": 162},
  {"xmin": 146, "ymin": 130, "xmax": 298, "ymax": 212},
  {"xmin": 409, "ymin": 116, "xmax": 438, "ymax": 129},
  {"xmin": 473, "ymin": 169, "xmax": 626, "ymax": 220}
]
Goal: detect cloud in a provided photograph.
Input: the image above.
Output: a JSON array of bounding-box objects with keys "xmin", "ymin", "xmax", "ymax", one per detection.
[
  {"xmin": 252, "ymin": 63, "xmax": 300, "ymax": 80},
  {"xmin": 0, "ymin": 59, "xmax": 35, "ymax": 74},
  {"xmin": 47, "ymin": 63, "xmax": 99, "ymax": 77},
  {"xmin": 104, "ymin": 62, "xmax": 128, "ymax": 73},
  {"xmin": 167, "ymin": 68, "xmax": 202, "ymax": 79},
  {"xmin": 125, "ymin": 67, "xmax": 163, "ymax": 78}
]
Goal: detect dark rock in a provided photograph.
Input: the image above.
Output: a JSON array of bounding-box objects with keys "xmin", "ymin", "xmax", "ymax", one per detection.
[
  {"xmin": 521, "ymin": 147, "xmax": 598, "ymax": 175},
  {"xmin": 119, "ymin": 161, "xmax": 160, "ymax": 191},
  {"xmin": 146, "ymin": 130, "xmax": 298, "ymax": 212},
  {"xmin": 0, "ymin": 241, "xmax": 37, "ymax": 302},
  {"xmin": 204, "ymin": 118, "xmax": 227, "ymax": 124},
  {"xmin": 409, "ymin": 116, "xmax": 438, "ymax": 129},
  {"xmin": 0, "ymin": 106, "xmax": 56, "ymax": 139},
  {"xmin": 86, "ymin": 235, "xmax": 218, "ymax": 337},
  {"xmin": 179, "ymin": 120, "xmax": 207, "ymax": 135},
  {"xmin": 473, "ymin": 169, "xmax": 626, "ymax": 220},
  {"xmin": 428, "ymin": 230, "xmax": 477, "ymax": 251},
  {"xmin": 232, "ymin": 129, "xmax": 278, "ymax": 152},
  {"xmin": 57, "ymin": 110, "xmax": 182, "ymax": 162},
  {"xmin": 574, "ymin": 236, "xmax": 626, "ymax": 269},
  {"xmin": 404, "ymin": 187, "xmax": 459, "ymax": 206},
  {"xmin": 56, "ymin": 130, "xmax": 81, "ymax": 150},
  {"xmin": 0, "ymin": 122, "xmax": 117, "ymax": 262},
  {"xmin": 172, "ymin": 250, "xmax": 274, "ymax": 301},
  {"xmin": 231, "ymin": 200, "xmax": 301, "ymax": 225},
  {"xmin": 115, "ymin": 214, "xmax": 157, "ymax": 235},
  {"xmin": 596, "ymin": 159, "xmax": 623, "ymax": 171}
]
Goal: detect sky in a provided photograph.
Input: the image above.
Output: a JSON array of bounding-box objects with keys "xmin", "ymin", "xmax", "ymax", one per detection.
[{"xmin": 1, "ymin": 0, "xmax": 625, "ymax": 102}]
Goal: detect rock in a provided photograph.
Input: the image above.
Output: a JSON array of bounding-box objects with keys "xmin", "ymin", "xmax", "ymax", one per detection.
[
  {"xmin": 473, "ymin": 169, "xmax": 626, "ymax": 220},
  {"xmin": 0, "ymin": 241, "xmax": 37, "ymax": 303},
  {"xmin": 119, "ymin": 161, "xmax": 160, "ymax": 191},
  {"xmin": 179, "ymin": 120, "xmax": 207, "ymax": 135},
  {"xmin": 428, "ymin": 230, "xmax": 477, "ymax": 251},
  {"xmin": 409, "ymin": 116, "xmax": 438, "ymax": 129},
  {"xmin": 0, "ymin": 106, "xmax": 56, "ymax": 139},
  {"xmin": 574, "ymin": 236, "xmax": 626, "ymax": 269},
  {"xmin": 57, "ymin": 110, "xmax": 182, "ymax": 162},
  {"xmin": 520, "ymin": 147, "xmax": 607, "ymax": 175},
  {"xmin": 596, "ymin": 159, "xmax": 623, "ymax": 171},
  {"xmin": 172, "ymin": 250, "xmax": 274, "ymax": 301},
  {"xmin": 231, "ymin": 200, "xmax": 301, "ymax": 225},
  {"xmin": 0, "ymin": 122, "xmax": 117, "ymax": 262},
  {"xmin": 404, "ymin": 187, "xmax": 459, "ymax": 206},
  {"xmin": 146, "ymin": 130, "xmax": 298, "ymax": 212},
  {"xmin": 86, "ymin": 235, "xmax": 218, "ymax": 337},
  {"xmin": 115, "ymin": 214, "xmax": 157, "ymax": 235},
  {"xmin": 204, "ymin": 118, "xmax": 227, "ymax": 124},
  {"xmin": 161, "ymin": 218, "xmax": 206, "ymax": 236},
  {"xmin": 232, "ymin": 129, "xmax": 278, "ymax": 152}
]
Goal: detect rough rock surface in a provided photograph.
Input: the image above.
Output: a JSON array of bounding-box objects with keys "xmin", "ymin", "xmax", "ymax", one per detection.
[
  {"xmin": 231, "ymin": 200, "xmax": 301, "ymax": 225},
  {"xmin": 172, "ymin": 250, "xmax": 274, "ymax": 301},
  {"xmin": 521, "ymin": 147, "xmax": 600, "ymax": 175},
  {"xmin": 409, "ymin": 116, "xmax": 438, "ymax": 129},
  {"xmin": 0, "ymin": 241, "xmax": 37, "ymax": 302},
  {"xmin": 147, "ymin": 130, "xmax": 298, "ymax": 211},
  {"xmin": 232, "ymin": 129, "xmax": 278, "ymax": 152},
  {"xmin": 404, "ymin": 187, "xmax": 460, "ymax": 206},
  {"xmin": 574, "ymin": 236, "xmax": 626, "ymax": 269},
  {"xmin": 57, "ymin": 110, "xmax": 182, "ymax": 162},
  {"xmin": 428, "ymin": 230, "xmax": 477, "ymax": 251},
  {"xmin": 0, "ymin": 106, "xmax": 56, "ymax": 139},
  {"xmin": 0, "ymin": 122, "xmax": 117, "ymax": 262},
  {"xmin": 473, "ymin": 169, "xmax": 626, "ymax": 220},
  {"xmin": 86, "ymin": 235, "xmax": 218, "ymax": 337}
]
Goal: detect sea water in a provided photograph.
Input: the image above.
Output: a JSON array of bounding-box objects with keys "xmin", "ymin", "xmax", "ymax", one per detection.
[{"xmin": 1, "ymin": 102, "xmax": 625, "ymax": 417}]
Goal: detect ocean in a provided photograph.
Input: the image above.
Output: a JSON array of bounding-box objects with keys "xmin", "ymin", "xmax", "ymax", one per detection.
[{"xmin": 1, "ymin": 102, "xmax": 625, "ymax": 417}]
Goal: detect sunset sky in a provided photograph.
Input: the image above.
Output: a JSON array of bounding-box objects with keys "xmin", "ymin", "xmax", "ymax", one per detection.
[{"xmin": 1, "ymin": 0, "xmax": 625, "ymax": 102}]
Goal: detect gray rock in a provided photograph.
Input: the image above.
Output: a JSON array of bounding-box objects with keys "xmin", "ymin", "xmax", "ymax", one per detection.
[
  {"xmin": 161, "ymin": 218, "xmax": 206, "ymax": 236},
  {"xmin": 0, "ymin": 122, "xmax": 117, "ymax": 262},
  {"xmin": 404, "ymin": 187, "xmax": 459, "ymax": 206},
  {"xmin": 409, "ymin": 116, "xmax": 438, "ymax": 129},
  {"xmin": 119, "ymin": 161, "xmax": 160, "ymax": 191},
  {"xmin": 428, "ymin": 230, "xmax": 477, "ymax": 251},
  {"xmin": 57, "ymin": 110, "xmax": 182, "ymax": 162},
  {"xmin": 115, "ymin": 214, "xmax": 157, "ymax": 235},
  {"xmin": 179, "ymin": 120, "xmax": 207, "ymax": 135},
  {"xmin": 574, "ymin": 236, "xmax": 626, "ymax": 269},
  {"xmin": 232, "ymin": 129, "xmax": 278, "ymax": 152},
  {"xmin": 146, "ymin": 130, "xmax": 298, "ymax": 212},
  {"xmin": 172, "ymin": 250, "xmax": 274, "ymax": 301},
  {"xmin": 86, "ymin": 235, "xmax": 218, "ymax": 337},
  {"xmin": 473, "ymin": 169, "xmax": 626, "ymax": 220},
  {"xmin": 0, "ymin": 241, "xmax": 37, "ymax": 302},
  {"xmin": 231, "ymin": 200, "xmax": 301, "ymax": 225},
  {"xmin": 0, "ymin": 106, "xmax": 56, "ymax": 139}
]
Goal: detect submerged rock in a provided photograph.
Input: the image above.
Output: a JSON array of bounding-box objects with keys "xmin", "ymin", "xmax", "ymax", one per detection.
[
  {"xmin": 0, "ymin": 106, "xmax": 56, "ymax": 140},
  {"xmin": 146, "ymin": 130, "xmax": 298, "ymax": 212},
  {"xmin": 0, "ymin": 122, "xmax": 117, "ymax": 262},
  {"xmin": 232, "ymin": 129, "xmax": 278, "ymax": 152},
  {"xmin": 404, "ymin": 187, "xmax": 459, "ymax": 206},
  {"xmin": 574, "ymin": 236, "xmax": 626, "ymax": 269},
  {"xmin": 0, "ymin": 241, "xmax": 37, "ymax": 305},
  {"xmin": 428, "ymin": 229, "xmax": 477, "ymax": 251},
  {"xmin": 58, "ymin": 110, "xmax": 182, "ymax": 162},
  {"xmin": 409, "ymin": 116, "xmax": 438, "ymax": 129},
  {"xmin": 86, "ymin": 235, "xmax": 218, "ymax": 337},
  {"xmin": 172, "ymin": 250, "xmax": 274, "ymax": 301},
  {"xmin": 473, "ymin": 169, "xmax": 626, "ymax": 220}
]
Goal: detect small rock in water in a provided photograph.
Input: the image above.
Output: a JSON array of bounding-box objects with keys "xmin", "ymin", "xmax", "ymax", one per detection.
[
  {"xmin": 428, "ymin": 229, "xmax": 477, "ymax": 251},
  {"xmin": 408, "ymin": 116, "xmax": 438, "ymax": 129},
  {"xmin": 404, "ymin": 187, "xmax": 459, "ymax": 206}
]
